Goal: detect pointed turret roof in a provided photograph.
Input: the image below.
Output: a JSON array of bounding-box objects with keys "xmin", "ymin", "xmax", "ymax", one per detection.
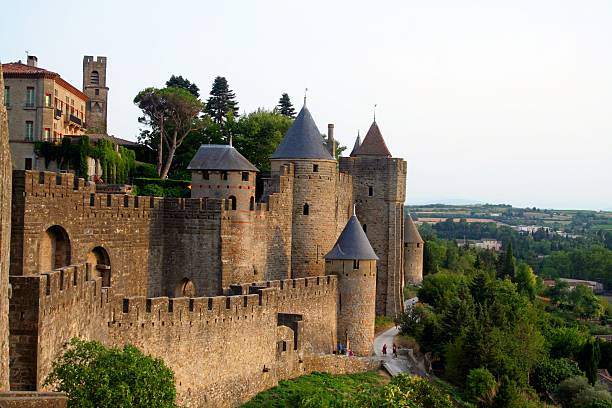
[
  {"xmin": 404, "ymin": 215, "xmax": 424, "ymax": 244},
  {"xmin": 349, "ymin": 132, "xmax": 361, "ymax": 157},
  {"xmin": 325, "ymin": 213, "xmax": 379, "ymax": 260},
  {"xmin": 271, "ymin": 106, "xmax": 334, "ymax": 160},
  {"xmin": 187, "ymin": 144, "xmax": 258, "ymax": 172},
  {"xmin": 354, "ymin": 121, "xmax": 391, "ymax": 157}
]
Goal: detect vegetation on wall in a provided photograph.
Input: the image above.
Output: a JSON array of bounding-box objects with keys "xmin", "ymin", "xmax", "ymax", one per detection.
[{"xmin": 34, "ymin": 136, "xmax": 135, "ymax": 184}]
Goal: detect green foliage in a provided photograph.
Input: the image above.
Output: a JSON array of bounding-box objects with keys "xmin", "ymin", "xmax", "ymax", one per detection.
[
  {"xmin": 465, "ymin": 367, "xmax": 498, "ymax": 406},
  {"xmin": 577, "ymin": 339, "xmax": 601, "ymax": 385},
  {"xmin": 234, "ymin": 109, "xmax": 293, "ymax": 171},
  {"xmin": 515, "ymin": 263, "xmax": 538, "ymax": 300},
  {"xmin": 44, "ymin": 338, "xmax": 175, "ymax": 408},
  {"xmin": 544, "ymin": 326, "xmax": 589, "ymax": 360},
  {"xmin": 276, "ymin": 93, "xmax": 296, "ymax": 118},
  {"xmin": 166, "ymin": 75, "xmax": 199, "ymax": 97},
  {"xmin": 132, "ymin": 178, "xmax": 190, "ymax": 198},
  {"xmin": 205, "ymin": 76, "xmax": 239, "ymax": 124},
  {"xmin": 556, "ymin": 375, "xmax": 612, "ymax": 408},
  {"xmin": 34, "ymin": 136, "xmax": 135, "ymax": 183},
  {"xmin": 530, "ymin": 358, "xmax": 583, "ymax": 393}
]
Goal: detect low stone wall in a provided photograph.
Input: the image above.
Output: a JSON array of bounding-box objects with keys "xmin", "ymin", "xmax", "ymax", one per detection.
[{"xmin": 0, "ymin": 392, "xmax": 67, "ymax": 408}]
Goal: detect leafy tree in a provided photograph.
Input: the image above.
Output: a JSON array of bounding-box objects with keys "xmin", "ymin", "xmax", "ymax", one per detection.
[
  {"xmin": 466, "ymin": 367, "xmax": 498, "ymax": 406},
  {"xmin": 134, "ymin": 87, "xmax": 206, "ymax": 179},
  {"xmin": 44, "ymin": 338, "xmax": 175, "ymax": 408},
  {"xmin": 557, "ymin": 376, "xmax": 591, "ymax": 408},
  {"xmin": 530, "ymin": 358, "xmax": 583, "ymax": 394},
  {"xmin": 205, "ymin": 76, "xmax": 239, "ymax": 124},
  {"xmin": 545, "ymin": 326, "xmax": 588, "ymax": 359},
  {"xmin": 276, "ymin": 93, "xmax": 296, "ymax": 118},
  {"xmin": 515, "ymin": 263, "xmax": 537, "ymax": 300},
  {"xmin": 577, "ymin": 339, "xmax": 601, "ymax": 385},
  {"xmin": 134, "ymin": 87, "xmax": 168, "ymax": 176},
  {"xmin": 166, "ymin": 75, "xmax": 199, "ymax": 97},
  {"xmin": 234, "ymin": 109, "xmax": 293, "ymax": 171},
  {"xmin": 568, "ymin": 285, "xmax": 603, "ymax": 319},
  {"xmin": 497, "ymin": 241, "xmax": 516, "ymax": 279}
]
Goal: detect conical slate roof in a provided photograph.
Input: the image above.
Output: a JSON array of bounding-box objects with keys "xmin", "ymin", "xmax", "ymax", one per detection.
[
  {"xmin": 354, "ymin": 121, "xmax": 391, "ymax": 157},
  {"xmin": 404, "ymin": 215, "xmax": 424, "ymax": 244},
  {"xmin": 187, "ymin": 144, "xmax": 258, "ymax": 172},
  {"xmin": 325, "ymin": 214, "xmax": 379, "ymax": 260},
  {"xmin": 349, "ymin": 132, "xmax": 361, "ymax": 157},
  {"xmin": 271, "ymin": 106, "xmax": 334, "ymax": 160}
]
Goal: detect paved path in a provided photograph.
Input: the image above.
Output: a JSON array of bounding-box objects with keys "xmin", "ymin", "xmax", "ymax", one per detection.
[{"xmin": 374, "ymin": 326, "xmax": 410, "ymax": 376}]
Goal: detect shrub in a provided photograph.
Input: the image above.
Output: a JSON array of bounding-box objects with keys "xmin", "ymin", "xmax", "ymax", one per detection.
[
  {"xmin": 531, "ymin": 358, "xmax": 583, "ymax": 394},
  {"xmin": 466, "ymin": 367, "xmax": 497, "ymax": 406},
  {"xmin": 139, "ymin": 184, "xmax": 165, "ymax": 197},
  {"xmin": 44, "ymin": 338, "xmax": 176, "ymax": 408},
  {"xmin": 557, "ymin": 376, "xmax": 591, "ymax": 408}
]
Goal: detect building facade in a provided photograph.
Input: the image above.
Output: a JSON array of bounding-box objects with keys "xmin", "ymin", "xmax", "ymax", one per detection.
[{"xmin": 2, "ymin": 56, "xmax": 88, "ymax": 171}]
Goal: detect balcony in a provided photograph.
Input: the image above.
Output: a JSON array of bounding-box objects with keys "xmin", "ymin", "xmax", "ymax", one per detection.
[
  {"xmin": 54, "ymin": 108, "xmax": 62, "ymax": 119},
  {"xmin": 64, "ymin": 113, "xmax": 83, "ymax": 128},
  {"xmin": 69, "ymin": 114, "xmax": 82, "ymax": 126}
]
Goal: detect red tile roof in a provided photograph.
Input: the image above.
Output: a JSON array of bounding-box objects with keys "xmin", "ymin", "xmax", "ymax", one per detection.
[
  {"xmin": 2, "ymin": 62, "xmax": 88, "ymax": 101},
  {"xmin": 354, "ymin": 121, "xmax": 391, "ymax": 157}
]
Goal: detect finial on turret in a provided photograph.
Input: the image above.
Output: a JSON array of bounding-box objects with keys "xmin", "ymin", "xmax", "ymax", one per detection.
[
  {"xmin": 304, "ymin": 88, "xmax": 308, "ymax": 107},
  {"xmin": 373, "ymin": 104, "xmax": 377, "ymax": 122},
  {"xmin": 229, "ymin": 132, "xmax": 233, "ymax": 146},
  {"xmin": 353, "ymin": 203, "xmax": 357, "ymax": 216}
]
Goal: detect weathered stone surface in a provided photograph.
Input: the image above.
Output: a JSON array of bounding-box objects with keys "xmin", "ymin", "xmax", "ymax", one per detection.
[
  {"xmin": 0, "ymin": 63, "xmax": 12, "ymax": 392},
  {"xmin": 0, "ymin": 392, "xmax": 67, "ymax": 408}
]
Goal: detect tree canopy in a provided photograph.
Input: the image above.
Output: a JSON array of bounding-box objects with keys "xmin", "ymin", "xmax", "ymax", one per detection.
[
  {"xmin": 205, "ymin": 76, "xmax": 239, "ymax": 124},
  {"xmin": 45, "ymin": 338, "xmax": 176, "ymax": 408},
  {"xmin": 276, "ymin": 93, "xmax": 296, "ymax": 118}
]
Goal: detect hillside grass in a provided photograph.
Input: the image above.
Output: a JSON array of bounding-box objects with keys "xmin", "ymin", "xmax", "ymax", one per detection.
[{"xmin": 240, "ymin": 371, "xmax": 385, "ymax": 408}]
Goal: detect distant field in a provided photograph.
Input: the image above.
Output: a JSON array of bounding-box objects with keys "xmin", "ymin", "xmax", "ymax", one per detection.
[
  {"xmin": 416, "ymin": 217, "xmax": 503, "ymax": 224},
  {"xmin": 593, "ymin": 224, "xmax": 612, "ymax": 230}
]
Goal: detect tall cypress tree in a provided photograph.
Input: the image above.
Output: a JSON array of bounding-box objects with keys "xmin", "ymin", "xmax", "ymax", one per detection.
[
  {"xmin": 205, "ymin": 76, "xmax": 239, "ymax": 124},
  {"xmin": 503, "ymin": 241, "xmax": 516, "ymax": 279},
  {"xmin": 277, "ymin": 93, "xmax": 296, "ymax": 118}
]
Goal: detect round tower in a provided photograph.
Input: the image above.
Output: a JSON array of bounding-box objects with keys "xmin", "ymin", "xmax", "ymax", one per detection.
[
  {"xmin": 188, "ymin": 144, "xmax": 258, "ymax": 214},
  {"xmin": 271, "ymin": 105, "xmax": 337, "ymax": 278},
  {"xmin": 325, "ymin": 211, "xmax": 378, "ymax": 357},
  {"xmin": 404, "ymin": 215, "xmax": 424, "ymax": 285}
]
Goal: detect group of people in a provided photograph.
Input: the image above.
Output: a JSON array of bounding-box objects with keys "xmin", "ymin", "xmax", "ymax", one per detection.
[
  {"xmin": 337, "ymin": 343, "xmax": 354, "ymax": 357},
  {"xmin": 381, "ymin": 343, "xmax": 398, "ymax": 358}
]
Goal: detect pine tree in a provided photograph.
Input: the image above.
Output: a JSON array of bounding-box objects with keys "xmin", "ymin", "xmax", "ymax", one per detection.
[
  {"xmin": 277, "ymin": 93, "xmax": 296, "ymax": 118},
  {"xmin": 503, "ymin": 241, "xmax": 516, "ymax": 279},
  {"xmin": 166, "ymin": 75, "xmax": 200, "ymax": 97},
  {"xmin": 205, "ymin": 76, "xmax": 239, "ymax": 124}
]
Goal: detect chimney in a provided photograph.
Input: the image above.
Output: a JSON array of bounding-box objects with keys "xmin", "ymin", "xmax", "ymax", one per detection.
[
  {"xmin": 327, "ymin": 123, "xmax": 335, "ymax": 157},
  {"xmin": 27, "ymin": 55, "xmax": 38, "ymax": 67}
]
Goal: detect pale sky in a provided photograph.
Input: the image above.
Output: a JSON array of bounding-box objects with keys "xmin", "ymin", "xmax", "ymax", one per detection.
[{"xmin": 2, "ymin": 0, "xmax": 611, "ymax": 210}]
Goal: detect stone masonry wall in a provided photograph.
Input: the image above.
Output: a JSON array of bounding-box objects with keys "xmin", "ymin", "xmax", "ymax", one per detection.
[
  {"xmin": 0, "ymin": 64, "xmax": 12, "ymax": 391},
  {"xmin": 339, "ymin": 156, "xmax": 407, "ymax": 316}
]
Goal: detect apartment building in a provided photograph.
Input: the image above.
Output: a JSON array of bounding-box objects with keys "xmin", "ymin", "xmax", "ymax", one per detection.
[{"xmin": 2, "ymin": 55, "xmax": 88, "ymax": 170}]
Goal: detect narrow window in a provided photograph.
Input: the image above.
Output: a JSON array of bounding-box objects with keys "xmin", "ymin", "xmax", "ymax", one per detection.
[
  {"xmin": 43, "ymin": 128, "xmax": 51, "ymax": 141},
  {"xmin": 202, "ymin": 170, "xmax": 209, "ymax": 180},
  {"xmin": 229, "ymin": 195, "xmax": 237, "ymax": 210},
  {"xmin": 313, "ymin": 164, "xmax": 319, "ymax": 172},
  {"xmin": 368, "ymin": 186, "xmax": 373, "ymax": 196},
  {"xmin": 25, "ymin": 121, "xmax": 34, "ymax": 141},
  {"xmin": 353, "ymin": 259, "xmax": 360, "ymax": 269},
  {"xmin": 363, "ymin": 224, "xmax": 367, "ymax": 234},
  {"xmin": 242, "ymin": 172, "xmax": 249, "ymax": 182},
  {"xmin": 24, "ymin": 158, "xmax": 33, "ymax": 170},
  {"xmin": 44, "ymin": 94, "xmax": 52, "ymax": 107},
  {"xmin": 417, "ymin": 243, "xmax": 420, "ymax": 248},
  {"xmin": 303, "ymin": 203, "xmax": 309, "ymax": 215},
  {"xmin": 249, "ymin": 196, "xmax": 255, "ymax": 211},
  {"xmin": 221, "ymin": 171, "xmax": 228, "ymax": 181},
  {"xmin": 26, "ymin": 87, "xmax": 35, "ymax": 107},
  {"xmin": 3, "ymin": 86, "xmax": 9, "ymax": 107},
  {"xmin": 95, "ymin": 89, "xmax": 100, "ymax": 96},
  {"xmin": 91, "ymin": 71, "xmax": 99, "ymax": 85}
]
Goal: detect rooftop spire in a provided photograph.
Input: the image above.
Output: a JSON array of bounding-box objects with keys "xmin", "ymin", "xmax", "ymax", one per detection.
[
  {"xmin": 304, "ymin": 87, "xmax": 308, "ymax": 107},
  {"xmin": 325, "ymin": 212, "xmax": 379, "ymax": 260},
  {"xmin": 373, "ymin": 104, "xmax": 377, "ymax": 122},
  {"xmin": 353, "ymin": 121, "xmax": 391, "ymax": 157},
  {"xmin": 349, "ymin": 130, "xmax": 362, "ymax": 157}
]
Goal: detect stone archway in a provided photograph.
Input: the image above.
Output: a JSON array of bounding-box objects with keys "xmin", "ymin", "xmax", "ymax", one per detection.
[
  {"xmin": 87, "ymin": 246, "xmax": 111, "ymax": 287},
  {"xmin": 39, "ymin": 225, "xmax": 71, "ymax": 272},
  {"xmin": 175, "ymin": 278, "xmax": 196, "ymax": 297}
]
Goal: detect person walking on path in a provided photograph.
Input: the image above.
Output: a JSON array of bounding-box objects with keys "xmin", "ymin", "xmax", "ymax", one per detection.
[
  {"xmin": 382, "ymin": 344, "xmax": 387, "ymax": 356},
  {"xmin": 392, "ymin": 343, "xmax": 398, "ymax": 358}
]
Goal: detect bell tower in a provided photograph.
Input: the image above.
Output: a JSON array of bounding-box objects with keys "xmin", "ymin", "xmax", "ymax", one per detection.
[{"xmin": 82, "ymin": 56, "xmax": 109, "ymax": 134}]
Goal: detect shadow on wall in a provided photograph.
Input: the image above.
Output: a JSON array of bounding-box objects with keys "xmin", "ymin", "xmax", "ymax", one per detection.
[{"xmin": 38, "ymin": 225, "xmax": 70, "ymax": 273}]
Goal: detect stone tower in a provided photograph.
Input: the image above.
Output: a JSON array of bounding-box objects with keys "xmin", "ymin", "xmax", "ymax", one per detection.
[
  {"xmin": 325, "ymin": 211, "xmax": 377, "ymax": 357},
  {"xmin": 404, "ymin": 215, "xmax": 424, "ymax": 285},
  {"xmin": 83, "ymin": 56, "xmax": 108, "ymax": 134},
  {"xmin": 0, "ymin": 63, "xmax": 11, "ymax": 390},
  {"xmin": 188, "ymin": 144, "xmax": 259, "ymax": 213},
  {"xmin": 339, "ymin": 121, "xmax": 406, "ymax": 316},
  {"xmin": 271, "ymin": 105, "xmax": 337, "ymax": 278}
]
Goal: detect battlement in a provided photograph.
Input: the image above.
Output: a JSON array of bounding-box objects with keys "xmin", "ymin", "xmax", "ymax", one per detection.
[
  {"xmin": 13, "ymin": 170, "xmax": 92, "ymax": 195},
  {"xmin": 337, "ymin": 171, "xmax": 352, "ymax": 186}
]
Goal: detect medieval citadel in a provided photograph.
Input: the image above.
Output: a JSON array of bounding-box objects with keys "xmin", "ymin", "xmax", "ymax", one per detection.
[{"xmin": 0, "ymin": 57, "xmax": 423, "ymax": 407}]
